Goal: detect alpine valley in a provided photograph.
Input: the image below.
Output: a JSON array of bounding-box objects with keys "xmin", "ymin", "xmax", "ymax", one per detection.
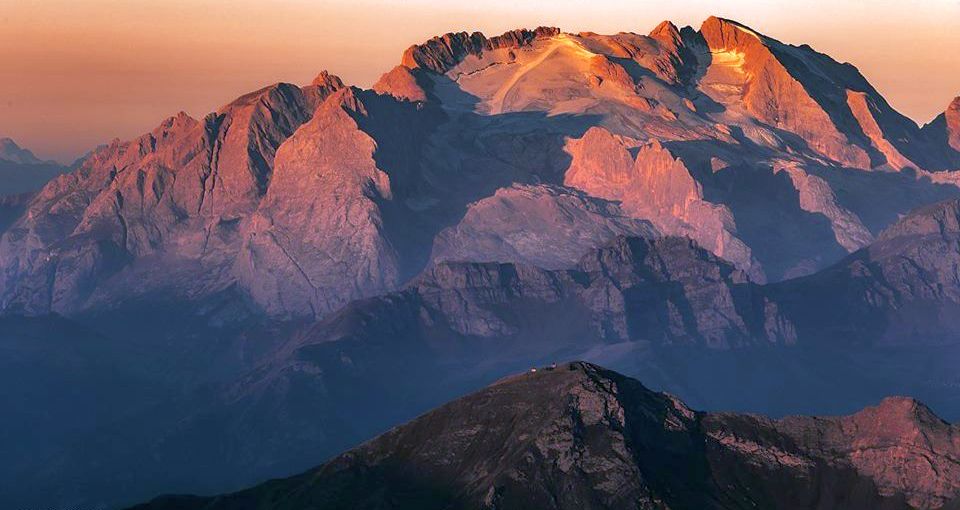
[{"xmin": 4, "ymin": 16, "xmax": 960, "ymax": 510}]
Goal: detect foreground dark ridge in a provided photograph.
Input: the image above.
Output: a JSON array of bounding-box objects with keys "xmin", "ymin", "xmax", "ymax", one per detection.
[{"xmin": 133, "ymin": 362, "xmax": 960, "ymax": 510}]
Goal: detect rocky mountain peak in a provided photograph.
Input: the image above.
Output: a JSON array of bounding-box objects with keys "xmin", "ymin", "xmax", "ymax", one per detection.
[
  {"xmin": 159, "ymin": 111, "xmax": 198, "ymax": 131},
  {"xmin": 0, "ymin": 138, "xmax": 44, "ymax": 165},
  {"xmin": 217, "ymin": 82, "xmax": 301, "ymax": 113},
  {"xmin": 865, "ymin": 396, "xmax": 946, "ymax": 426},
  {"xmin": 401, "ymin": 26, "xmax": 561, "ymax": 74},
  {"xmin": 836, "ymin": 396, "xmax": 960, "ymax": 508},
  {"xmin": 303, "ymin": 70, "xmax": 346, "ymax": 110},
  {"xmin": 310, "ymin": 70, "xmax": 343, "ymax": 89},
  {"xmin": 699, "ymin": 16, "xmax": 765, "ymax": 50},
  {"xmin": 648, "ymin": 20, "xmax": 681, "ymax": 43}
]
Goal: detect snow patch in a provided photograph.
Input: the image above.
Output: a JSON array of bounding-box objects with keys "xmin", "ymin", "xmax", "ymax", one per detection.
[{"xmin": 711, "ymin": 49, "xmax": 747, "ymax": 75}]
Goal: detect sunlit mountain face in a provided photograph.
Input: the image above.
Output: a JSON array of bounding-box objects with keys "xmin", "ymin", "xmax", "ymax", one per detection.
[{"xmin": 2, "ymin": 12, "xmax": 960, "ymax": 510}]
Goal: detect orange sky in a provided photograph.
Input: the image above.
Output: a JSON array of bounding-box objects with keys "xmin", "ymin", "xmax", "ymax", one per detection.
[{"xmin": 2, "ymin": 0, "xmax": 959, "ymax": 163}]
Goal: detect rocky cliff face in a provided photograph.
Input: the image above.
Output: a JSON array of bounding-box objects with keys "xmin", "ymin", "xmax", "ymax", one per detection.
[
  {"xmin": 564, "ymin": 127, "xmax": 762, "ymax": 281},
  {"xmin": 367, "ymin": 234, "xmax": 780, "ymax": 350},
  {"xmin": 699, "ymin": 17, "xmax": 873, "ymax": 168},
  {"xmin": 233, "ymin": 87, "xmax": 403, "ymax": 317},
  {"xmin": 133, "ymin": 362, "xmax": 960, "ymax": 510}
]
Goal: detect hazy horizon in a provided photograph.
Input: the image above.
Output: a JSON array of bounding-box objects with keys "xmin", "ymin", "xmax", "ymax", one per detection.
[{"xmin": 2, "ymin": 0, "xmax": 959, "ymax": 163}]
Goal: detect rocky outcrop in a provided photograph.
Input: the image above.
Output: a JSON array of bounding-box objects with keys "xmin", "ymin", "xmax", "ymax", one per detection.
[
  {"xmin": 646, "ymin": 20, "xmax": 700, "ymax": 85},
  {"xmin": 565, "ymin": 127, "xmax": 763, "ymax": 281},
  {"xmin": 372, "ymin": 65, "xmax": 429, "ymax": 102},
  {"xmin": 948, "ymin": 98, "xmax": 960, "ymax": 153},
  {"xmin": 580, "ymin": 236, "xmax": 793, "ymax": 347},
  {"xmin": 133, "ymin": 363, "xmax": 960, "ymax": 510},
  {"xmin": 304, "ymin": 71, "xmax": 346, "ymax": 110},
  {"xmin": 876, "ymin": 198, "xmax": 960, "ymax": 242},
  {"xmin": 846, "ymin": 90, "xmax": 917, "ymax": 170}
]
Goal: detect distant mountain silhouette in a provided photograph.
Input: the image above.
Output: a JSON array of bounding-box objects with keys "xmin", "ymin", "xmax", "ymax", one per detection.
[{"xmin": 0, "ymin": 138, "xmax": 68, "ymax": 196}]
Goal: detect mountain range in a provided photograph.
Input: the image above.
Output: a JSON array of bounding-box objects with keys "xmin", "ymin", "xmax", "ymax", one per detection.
[
  {"xmin": 4, "ymin": 17, "xmax": 960, "ymax": 318},
  {"xmin": 2, "ymin": 16, "xmax": 960, "ymax": 509}
]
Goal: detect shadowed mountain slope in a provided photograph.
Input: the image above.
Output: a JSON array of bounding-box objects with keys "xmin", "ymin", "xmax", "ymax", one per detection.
[{"xmin": 771, "ymin": 197, "xmax": 960, "ymax": 347}]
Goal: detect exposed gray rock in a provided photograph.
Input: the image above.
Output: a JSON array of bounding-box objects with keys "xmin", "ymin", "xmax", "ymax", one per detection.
[{"xmin": 431, "ymin": 183, "xmax": 658, "ymax": 270}]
